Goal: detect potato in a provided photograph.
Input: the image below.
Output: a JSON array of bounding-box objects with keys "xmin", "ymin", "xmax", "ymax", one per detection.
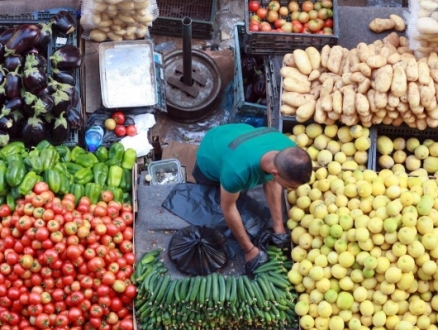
[
  {"xmin": 106, "ymin": 0, "xmax": 123, "ymax": 3},
  {"xmin": 418, "ymin": 61, "xmax": 431, "ymax": 85},
  {"xmin": 374, "ymin": 91, "xmax": 388, "ymax": 109},
  {"xmin": 309, "ymin": 84, "xmax": 322, "ymax": 100},
  {"xmin": 117, "ymin": 1, "xmax": 135, "ymax": 9},
  {"xmin": 358, "ymin": 78, "xmax": 371, "ymax": 94},
  {"xmin": 428, "ymin": 52, "xmax": 438, "ymax": 69},
  {"xmin": 314, "ymin": 99, "xmax": 327, "ymax": 124},
  {"xmin": 398, "ymin": 47, "xmax": 414, "ymax": 55},
  {"xmin": 107, "ymin": 31, "xmax": 123, "ymax": 41},
  {"xmin": 383, "ymin": 32, "xmax": 400, "ymax": 48},
  {"xmin": 338, "ymin": 48, "xmax": 350, "ymax": 74},
  {"xmin": 113, "ymin": 28, "xmax": 127, "ymax": 36},
  {"xmin": 90, "ymin": 29, "xmax": 107, "ymax": 42},
  {"xmin": 408, "ymin": 82, "xmax": 421, "ymax": 108},
  {"xmin": 326, "ymin": 45, "xmax": 344, "ymax": 74},
  {"xmin": 320, "ymin": 45, "xmax": 331, "ymax": 68},
  {"xmin": 342, "ymin": 73, "xmax": 353, "ymax": 86},
  {"xmin": 391, "ymin": 66, "xmax": 407, "ymax": 97},
  {"xmin": 321, "ymin": 94, "xmax": 333, "ymax": 112},
  {"xmin": 134, "ymin": 2, "xmax": 150, "ymax": 9},
  {"xmin": 389, "ymin": 14, "xmax": 406, "ymax": 32},
  {"xmin": 369, "ymin": 18, "xmax": 395, "ymax": 33},
  {"xmin": 135, "ymin": 25, "xmax": 148, "ymax": 38},
  {"xmin": 332, "ymin": 90, "xmax": 343, "ymax": 114},
  {"xmin": 374, "ymin": 64, "xmax": 393, "ymax": 93},
  {"xmin": 280, "ymin": 104, "xmax": 296, "ymax": 116},
  {"xmin": 341, "ymin": 113, "xmax": 359, "ymax": 126},
  {"xmin": 426, "ymin": 117, "xmax": 438, "ymax": 128},
  {"xmin": 280, "ymin": 66, "xmax": 308, "ymax": 81},
  {"xmin": 296, "ymin": 100, "xmax": 316, "ymax": 120},
  {"xmin": 308, "ymin": 70, "xmax": 320, "ymax": 81},
  {"xmin": 357, "ymin": 63, "xmax": 372, "ymax": 77},
  {"xmin": 281, "ymin": 92, "xmax": 315, "ymax": 108},
  {"xmin": 348, "ymin": 48, "xmax": 360, "ymax": 70},
  {"xmin": 357, "ymin": 43, "xmax": 370, "ymax": 63},
  {"xmin": 305, "ymin": 47, "xmax": 321, "ymax": 71},
  {"xmin": 293, "ymin": 49, "xmax": 312, "ymax": 75},
  {"xmin": 366, "ymin": 55, "xmax": 387, "ymax": 68},
  {"xmin": 350, "ymin": 72, "xmax": 367, "ymax": 84},
  {"xmin": 420, "ymin": 85, "xmax": 435, "ymax": 109},
  {"xmin": 341, "ymin": 86, "xmax": 356, "ymax": 115},
  {"xmin": 93, "ymin": 2, "xmax": 107, "ymax": 12},
  {"xmin": 405, "ymin": 58, "xmax": 419, "ymax": 82},
  {"xmin": 356, "ymin": 93, "xmax": 370, "ymax": 116},
  {"xmin": 380, "ymin": 44, "xmax": 397, "ymax": 58},
  {"xmin": 97, "ymin": 19, "xmax": 113, "ymax": 28},
  {"xmin": 387, "ymin": 52, "xmax": 401, "ymax": 65},
  {"xmin": 387, "ymin": 93, "xmax": 400, "ymax": 108},
  {"xmin": 283, "ymin": 53, "xmax": 296, "ymax": 67},
  {"xmin": 283, "ymin": 77, "xmax": 311, "ymax": 93},
  {"xmin": 117, "ymin": 13, "xmax": 136, "ymax": 24},
  {"xmin": 367, "ymin": 89, "xmax": 377, "ymax": 113},
  {"xmin": 320, "ymin": 77, "xmax": 334, "ymax": 98},
  {"xmin": 375, "ymin": 108, "xmax": 387, "ymax": 118},
  {"xmin": 327, "ymin": 111, "xmax": 341, "ymax": 121}
]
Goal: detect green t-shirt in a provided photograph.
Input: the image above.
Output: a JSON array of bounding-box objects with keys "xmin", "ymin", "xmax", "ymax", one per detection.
[{"xmin": 196, "ymin": 124, "xmax": 296, "ymax": 193}]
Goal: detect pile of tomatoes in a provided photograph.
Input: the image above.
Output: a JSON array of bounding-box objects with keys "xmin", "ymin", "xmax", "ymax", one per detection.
[
  {"xmin": 0, "ymin": 182, "xmax": 136, "ymax": 329},
  {"xmin": 248, "ymin": 0, "xmax": 334, "ymax": 34}
]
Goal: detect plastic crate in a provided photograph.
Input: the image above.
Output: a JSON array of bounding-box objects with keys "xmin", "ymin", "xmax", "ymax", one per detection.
[
  {"xmin": 281, "ymin": 118, "xmax": 376, "ymax": 170},
  {"xmin": 233, "ymin": 23, "xmax": 274, "ymax": 127},
  {"xmin": 150, "ymin": 0, "xmax": 217, "ymax": 39},
  {"xmin": 375, "ymin": 124, "xmax": 438, "ymax": 173},
  {"xmin": 147, "ymin": 159, "xmax": 184, "ymax": 185},
  {"xmin": 0, "ymin": 8, "xmax": 81, "ymax": 147},
  {"xmin": 243, "ymin": 0, "xmax": 339, "ymax": 55}
]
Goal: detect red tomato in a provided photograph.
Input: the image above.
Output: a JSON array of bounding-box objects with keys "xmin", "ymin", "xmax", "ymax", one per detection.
[
  {"xmin": 301, "ymin": 0, "xmax": 314, "ymax": 12},
  {"xmin": 256, "ymin": 7, "xmax": 268, "ymax": 19},
  {"xmin": 0, "ymin": 206, "xmax": 10, "ymax": 218},
  {"xmin": 324, "ymin": 18, "xmax": 333, "ymax": 28},
  {"xmin": 114, "ymin": 125, "xmax": 126, "ymax": 137},
  {"xmin": 111, "ymin": 111, "xmax": 125, "ymax": 125},
  {"xmin": 126, "ymin": 125, "xmax": 137, "ymax": 137},
  {"xmin": 248, "ymin": 0, "xmax": 260, "ymax": 12},
  {"xmin": 101, "ymin": 191, "xmax": 114, "ymax": 203}
]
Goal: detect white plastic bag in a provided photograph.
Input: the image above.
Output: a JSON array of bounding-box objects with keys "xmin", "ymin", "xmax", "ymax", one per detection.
[{"xmin": 120, "ymin": 113, "xmax": 156, "ymax": 157}]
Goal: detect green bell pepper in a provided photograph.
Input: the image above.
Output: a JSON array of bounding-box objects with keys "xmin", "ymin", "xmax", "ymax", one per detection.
[
  {"xmin": 6, "ymin": 153, "xmax": 22, "ymax": 164},
  {"xmin": 93, "ymin": 163, "xmax": 109, "ymax": 188},
  {"xmin": 45, "ymin": 169, "xmax": 61, "ymax": 194},
  {"xmin": 40, "ymin": 148, "xmax": 59, "ymax": 171},
  {"xmin": 121, "ymin": 148, "xmax": 137, "ymax": 170},
  {"xmin": 119, "ymin": 168, "xmax": 132, "ymax": 192},
  {"xmin": 6, "ymin": 159, "xmax": 26, "ymax": 187},
  {"xmin": 109, "ymin": 143, "xmax": 125, "ymax": 163},
  {"xmin": 53, "ymin": 163, "xmax": 72, "ymax": 181},
  {"xmin": 35, "ymin": 140, "xmax": 52, "ymax": 151},
  {"xmin": 18, "ymin": 171, "xmax": 39, "ymax": 196},
  {"xmin": 74, "ymin": 167, "xmax": 93, "ymax": 185},
  {"xmin": 95, "ymin": 146, "xmax": 109, "ymax": 163},
  {"xmin": 0, "ymin": 142, "xmax": 26, "ymax": 160},
  {"xmin": 0, "ymin": 161, "xmax": 8, "ymax": 196},
  {"xmin": 6, "ymin": 193, "xmax": 16, "ymax": 212},
  {"xmin": 10, "ymin": 186, "xmax": 22, "ymax": 199},
  {"xmin": 105, "ymin": 158, "xmax": 121, "ymax": 167},
  {"xmin": 55, "ymin": 145, "xmax": 71, "ymax": 163},
  {"xmin": 69, "ymin": 183, "xmax": 84, "ymax": 206},
  {"xmin": 122, "ymin": 192, "xmax": 132, "ymax": 204},
  {"xmin": 65, "ymin": 162, "xmax": 84, "ymax": 175},
  {"xmin": 75, "ymin": 153, "xmax": 99, "ymax": 168},
  {"xmin": 71, "ymin": 146, "xmax": 86, "ymax": 162},
  {"xmin": 107, "ymin": 165, "xmax": 123, "ymax": 187},
  {"xmin": 58, "ymin": 173, "xmax": 71, "ymax": 195},
  {"xmin": 85, "ymin": 182, "xmax": 101, "ymax": 205},
  {"xmin": 106, "ymin": 186, "xmax": 123, "ymax": 203},
  {"xmin": 0, "ymin": 196, "xmax": 5, "ymax": 206},
  {"xmin": 25, "ymin": 154, "xmax": 43, "ymax": 174}
]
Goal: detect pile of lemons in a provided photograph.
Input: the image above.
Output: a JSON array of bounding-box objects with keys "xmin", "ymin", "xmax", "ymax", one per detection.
[{"xmin": 287, "ymin": 167, "xmax": 438, "ymax": 330}]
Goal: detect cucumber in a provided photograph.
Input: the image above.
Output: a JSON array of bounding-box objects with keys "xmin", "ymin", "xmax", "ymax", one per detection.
[
  {"xmin": 180, "ymin": 277, "xmax": 191, "ymax": 303},
  {"xmin": 211, "ymin": 272, "xmax": 219, "ymax": 305},
  {"xmin": 229, "ymin": 275, "xmax": 237, "ymax": 305},
  {"xmin": 218, "ymin": 273, "xmax": 226, "ymax": 305},
  {"xmin": 250, "ymin": 279, "xmax": 265, "ymax": 309},
  {"xmin": 198, "ymin": 276, "xmax": 207, "ymax": 306},
  {"xmin": 252, "ymin": 260, "xmax": 283, "ymax": 274},
  {"xmin": 256, "ymin": 274, "xmax": 274, "ymax": 301},
  {"xmin": 189, "ymin": 276, "xmax": 202, "ymax": 303},
  {"xmin": 205, "ymin": 274, "xmax": 212, "ymax": 303},
  {"xmin": 154, "ymin": 274, "xmax": 171, "ymax": 304},
  {"xmin": 237, "ymin": 276, "xmax": 246, "ymax": 303},
  {"xmin": 164, "ymin": 279, "xmax": 177, "ymax": 305},
  {"xmin": 174, "ymin": 279, "xmax": 182, "ymax": 303},
  {"xmin": 225, "ymin": 275, "xmax": 232, "ymax": 303}
]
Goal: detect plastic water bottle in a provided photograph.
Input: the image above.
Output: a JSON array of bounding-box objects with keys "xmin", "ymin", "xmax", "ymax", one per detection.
[{"xmin": 84, "ymin": 126, "xmax": 104, "ymax": 152}]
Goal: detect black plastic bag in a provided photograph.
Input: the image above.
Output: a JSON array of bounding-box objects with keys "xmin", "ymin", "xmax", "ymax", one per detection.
[{"xmin": 168, "ymin": 225, "xmax": 229, "ymax": 276}]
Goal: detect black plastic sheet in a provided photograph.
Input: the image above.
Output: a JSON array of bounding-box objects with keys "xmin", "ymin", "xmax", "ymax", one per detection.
[
  {"xmin": 162, "ymin": 183, "xmax": 272, "ymax": 257},
  {"xmin": 168, "ymin": 225, "xmax": 229, "ymax": 276}
]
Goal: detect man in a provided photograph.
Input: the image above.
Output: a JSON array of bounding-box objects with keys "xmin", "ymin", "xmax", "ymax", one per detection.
[{"xmin": 192, "ymin": 123, "xmax": 312, "ymax": 274}]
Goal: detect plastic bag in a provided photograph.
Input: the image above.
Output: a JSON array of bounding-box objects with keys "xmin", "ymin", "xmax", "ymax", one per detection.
[
  {"xmin": 79, "ymin": 0, "xmax": 159, "ymax": 42},
  {"xmin": 168, "ymin": 225, "xmax": 229, "ymax": 276}
]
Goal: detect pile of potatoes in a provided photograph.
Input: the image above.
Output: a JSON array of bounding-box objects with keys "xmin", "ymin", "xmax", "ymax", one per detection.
[
  {"xmin": 80, "ymin": 0, "xmax": 154, "ymax": 42},
  {"xmin": 280, "ymin": 32, "xmax": 438, "ymax": 130},
  {"xmin": 408, "ymin": 0, "xmax": 438, "ymax": 58}
]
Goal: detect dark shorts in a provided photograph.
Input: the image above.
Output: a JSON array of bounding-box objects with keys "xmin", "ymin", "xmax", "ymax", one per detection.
[{"xmin": 192, "ymin": 162, "xmax": 220, "ymax": 186}]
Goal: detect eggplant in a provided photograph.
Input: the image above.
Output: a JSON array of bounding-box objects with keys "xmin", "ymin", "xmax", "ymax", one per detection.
[
  {"xmin": 32, "ymin": 97, "xmax": 54, "ymax": 116},
  {"xmin": 51, "ymin": 68, "xmax": 76, "ymax": 85},
  {"xmin": 24, "ymin": 48, "xmax": 39, "ymax": 56},
  {"xmin": 0, "ymin": 28, "xmax": 16, "ymax": 44},
  {"xmin": 1, "ymin": 97, "xmax": 22, "ymax": 118},
  {"xmin": 0, "ymin": 66, "xmax": 5, "ymax": 85},
  {"xmin": 46, "ymin": 78, "xmax": 59, "ymax": 94},
  {"xmin": 50, "ymin": 45, "xmax": 82, "ymax": 70},
  {"xmin": 52, "ymin": 89, "xmax": 72, "ymax": 117},
  {"xmin": 4, "ymin": 55, "xmax": 24, "ymax": 72},
  {"xmin": 244, "ymin": 83, "xmax": 258, "ymax": 103},
  {"xmin": 35, "ymin": 22, "xmax": 53, "ymax": 50},
  {"xmin": 56, "ymin": 82, "xmax": 75, "ymax": 97},
  {"xmin": 71, "ymin": 88, "xmax": 79, "ymax": 108},
  {"xmin": 65, "ymin": 108, "xmax": 80, "ymax": 129},
  {"xmin": 23, "ymin": 66, "xmax": 48, "ymax": 95},
  {"xmin": 21, "ymin": 115, "xmax": 47, "ymax": 147},
  {"xmin": 66, "ymin": 108, "xmax": 82, "ymax": 130},
  {"xmin": 5, "ymin": 66, "xmax": 22, "ymax": 99},
  {"xmin": 38, "ymin": 92, "xmax": 54, "ymax": 114},
  {"xmin": 24, "ymin": 53, "xmax": 47, "ymax": 70},
  {"xmin": 0, "ymin": 80, "xmax": 6, "ymax": 107},
  {"xmin": 8, "ymin": 110, "xmax": 24, "ymax": 139},
  {"xmin": 0, "ymin": 130, "xmax": 9, "ymax": 147},
  {"xmin": 252, "ymin": 69, "xmax": 266, "ymax": 98},
  {"xmin": 51, "ymin": 11, "xmax": 76, "ymax": 35},
  {"xmin": 241, "ymin": 55, "xmax": 258, "ymax": 80},
  {"xmin": 0, "ymin": 43, "xmax": 4, "ymax": 63},
  {"xmin": 5, "ymin": 24, "xmax": 41, "ymax": 56},
  {"xmin": 22, "ymin": 91, "xmax": 38, "ymax": 116},
  {"xmin": 51, "ymin": 111, "xmax": 69, "ymax": 145},
  {"xmin": 0, "ymin": 116, "xmax": 13, "ymax": 131}
]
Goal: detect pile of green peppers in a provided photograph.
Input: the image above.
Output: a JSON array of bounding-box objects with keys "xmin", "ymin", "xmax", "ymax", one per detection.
[{"xmin": 0, "ymin": 140, "xmax": 137, "ymax": 211}]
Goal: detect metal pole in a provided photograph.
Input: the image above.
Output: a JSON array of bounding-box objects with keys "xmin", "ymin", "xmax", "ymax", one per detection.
[{"xmin": 182, "ymin": 17, "xmax": 192, "ymax": 86}]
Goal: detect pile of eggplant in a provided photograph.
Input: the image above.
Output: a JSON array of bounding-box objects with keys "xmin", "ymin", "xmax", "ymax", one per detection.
[
  {"xmin": 241, "ymin": 53, "xmax": 267, "ymax": 106},
  {"xmin": 0, "ymin": 10, "xmax": 83, "ymax": 148}
]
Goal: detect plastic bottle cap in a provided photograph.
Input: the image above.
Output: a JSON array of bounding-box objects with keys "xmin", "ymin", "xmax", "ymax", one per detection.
[{"xmin": 88, "ymin": 145, "xmax": 97, "ymax": 152}]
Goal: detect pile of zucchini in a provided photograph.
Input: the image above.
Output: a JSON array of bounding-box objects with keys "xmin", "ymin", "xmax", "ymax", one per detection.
[{"xmin": 133, "ymin": 246, "xmax": 298, "ymax": 330}]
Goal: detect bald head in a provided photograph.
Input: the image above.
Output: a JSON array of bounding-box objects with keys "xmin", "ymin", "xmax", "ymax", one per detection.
[{"xmin": 274, "ymin": 147, "xmax": 312, "ymax": 185}]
